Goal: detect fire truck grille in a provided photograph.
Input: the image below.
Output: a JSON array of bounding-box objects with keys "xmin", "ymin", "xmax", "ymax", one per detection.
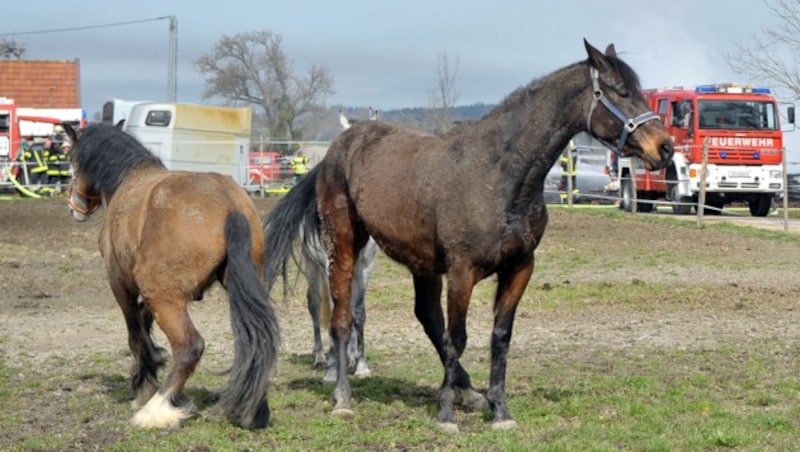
[{"xmin": 707, "ymin": 148, "xmax": 761, "ymax": 163}]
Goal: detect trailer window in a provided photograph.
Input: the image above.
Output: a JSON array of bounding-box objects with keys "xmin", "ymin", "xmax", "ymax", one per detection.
[
  {"xmin": 145, "ymin": 110, "xmax": 172, "ymax": 127},
  {"xmin": 697, "ymin": 100, "xmax": 777, "ymax": 130},
  {"xmin": 101, "ymin": 102, "xmax": 114, "ymax": 125}
]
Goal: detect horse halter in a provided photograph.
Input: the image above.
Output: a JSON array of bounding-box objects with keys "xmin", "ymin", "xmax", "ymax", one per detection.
[
  {"xmin": 67, "ymin": 177, "xmax": 101, "ymax": 217},
  {"xmin": 586, "ymin": 67, "xmax": 660, "ymax": 157}
]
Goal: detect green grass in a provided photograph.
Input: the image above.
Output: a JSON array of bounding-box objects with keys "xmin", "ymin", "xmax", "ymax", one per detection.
[
  {"xmin": 2, "ymin": 309, "xmax": 798, "ymax": 450},
  {"xmin": 2, "ymin": 208, "xmax": 800, "ymax": 450}
]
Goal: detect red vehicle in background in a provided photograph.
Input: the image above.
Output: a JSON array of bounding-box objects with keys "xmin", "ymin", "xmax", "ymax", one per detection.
[
  {"xmin": 248, "ymin": 150, "xmax": 283, "ymax": 185},
  {"xmin": 612, "ymin": 83, "xmax": 794, "ymax": 216},
  {"xmin": 0, "ymin": 98, "xmax": 64, "ymax": 186}
]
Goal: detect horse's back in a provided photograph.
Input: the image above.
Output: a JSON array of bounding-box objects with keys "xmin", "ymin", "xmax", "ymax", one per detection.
[
  {"xmin": 320, "ymin": 122, "xmax": 455, "ymax": 272},
  {"xmin": 103, "ymin": 168, "xmax": 263, "ymax": 292}
]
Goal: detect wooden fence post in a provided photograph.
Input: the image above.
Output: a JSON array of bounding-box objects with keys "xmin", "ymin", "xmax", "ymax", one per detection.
[{"xmin": 696, "ymin": 137, "xmax": 710, "ymax": 227}]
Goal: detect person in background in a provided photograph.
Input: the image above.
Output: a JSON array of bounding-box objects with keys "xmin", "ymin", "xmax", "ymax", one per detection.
[
  {"xmin": 291, "ymin": 150, "xmax": 309, "ymax": 183},
  {"xmin": 18, "ymin": 136, "xmax": 48, "ymax": 191},
  {"xmin": 42, "ymin": 137, "xmax": 62, "ymax": 196},
  {"xmin": 558, "ymin": 139, "xmax": 579, "ymax": 203},
  {"xmin": 58, "ymin": 140, "xmax": 72, "ymax": 186}
]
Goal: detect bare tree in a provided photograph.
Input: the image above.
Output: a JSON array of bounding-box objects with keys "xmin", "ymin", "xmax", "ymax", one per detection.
[
  {"xmin": 0, "ymin": 38, "xmax": 25, "ymax": 59},
  {"xmin": 728, "ymin": 0, "xmax": 800, "ymax": 99},
  {"xmin": 194, "ymin": 30, "xmax": 335, "ymax": 140},
  {"xmin": 428, "ymin": 52, "xmax": 461, "ymax": 133}
]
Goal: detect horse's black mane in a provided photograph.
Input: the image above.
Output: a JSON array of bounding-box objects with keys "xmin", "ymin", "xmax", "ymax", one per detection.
[
  {"xmin": 491, "ymin": 54, "xmax": 641, "ymax": 117},
  {"xmin": 604, "ymin": 53, "xmax": 642, "ymax": 91},
  {"xmin": 73, "ymin": 124, "xmax": 166, "ymax": 197}
]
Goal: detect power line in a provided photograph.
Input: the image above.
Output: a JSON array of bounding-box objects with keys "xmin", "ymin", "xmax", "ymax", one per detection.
[{"xmin": 0, "ymin": 16, "xmax": 172, "ymax": 37}]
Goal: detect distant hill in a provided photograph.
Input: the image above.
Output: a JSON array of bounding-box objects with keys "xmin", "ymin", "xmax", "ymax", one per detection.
[
  {"xmin": 294, "ymin": 103, "xmax": 497, "ymax": 141},
  {"xmin": 378, "ymin": 103, "xmax": 496, "ymax": 128}
]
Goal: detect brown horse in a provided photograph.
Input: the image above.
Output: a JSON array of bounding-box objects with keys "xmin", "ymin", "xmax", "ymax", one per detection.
[
  {"xmin": 63, "ymin": 122, "xmax": 280, "ymax": 430},
  {"xmin": 262, "ymin": 40, "xmax": 674, "ymax": 432}
]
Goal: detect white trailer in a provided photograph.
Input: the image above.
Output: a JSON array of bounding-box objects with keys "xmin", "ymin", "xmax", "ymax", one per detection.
[{"xmin": 124, "ymin": 102, "xmax": 252, "ymax": 185}]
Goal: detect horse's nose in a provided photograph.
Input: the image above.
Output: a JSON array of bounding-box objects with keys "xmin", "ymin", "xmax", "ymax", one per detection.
[{"xmin": 660, "ymin": 140, "xmax": 674, "ymax": 163}]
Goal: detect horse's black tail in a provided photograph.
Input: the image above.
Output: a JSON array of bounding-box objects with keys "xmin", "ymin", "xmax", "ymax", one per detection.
[
  {"xmin": 220, "ymin": 211, "xmax": 280, "ymax": 430},
  {"xmin": 262, "ymin": 164, "xmax": 322, "ymax": 297}
]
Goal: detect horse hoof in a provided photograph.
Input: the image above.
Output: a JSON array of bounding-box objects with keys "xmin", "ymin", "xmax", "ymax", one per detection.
[
  {"xmin": 459, "ymin": 388, "xmax": 489, "ymax": 411},
  {"xmin": 131, "ymin": 393, "xmax": 191, "ymax": 429},
  {"xmin": 331, "ymin": 407, "xmax": 354, "ymax": 417},
  {"xmin": 437, "ymin": 422, "xmax": 459, "ymax": 433},
  {"xmin": 492, "ymin": 419, "xmax": 518, "ymax": 431},
  {"xmin": 354, "ymin": 367, "xmax": 371, "ymax": 378},
  {"xmin": 321, "ymin": 371, "xmax": 337, "ymax": 384}
]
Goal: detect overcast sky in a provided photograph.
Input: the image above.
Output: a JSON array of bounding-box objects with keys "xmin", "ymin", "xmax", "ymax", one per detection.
[
  {"xmin": 3, "ymin": 0, "xmax": 782, "ymax": 110},
  {"xmin": 7, "ymin": 0, "xmax": 800, "ymax": 159}
]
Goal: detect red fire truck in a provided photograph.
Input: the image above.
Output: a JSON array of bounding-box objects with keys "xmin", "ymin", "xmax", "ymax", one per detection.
[
  {"xmin": 0, "ymin": 97, "xmax": 65, "ymax": 186},
  {"xmin": 612, "ymin": 83, "xmax": 794, "ymax": 216}
]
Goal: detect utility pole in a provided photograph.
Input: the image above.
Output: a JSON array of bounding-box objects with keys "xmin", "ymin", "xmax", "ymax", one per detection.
[{"xmin": 166, "ymin": 15, "xmax": 178, "ymax": 102}]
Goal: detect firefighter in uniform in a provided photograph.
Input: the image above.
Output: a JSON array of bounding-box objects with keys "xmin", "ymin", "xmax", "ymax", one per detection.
[
  {"xmin": 558, "ymin": 139, "xmax": 578, "ymax": 203},
  {"xmin": 42, "ymin": 137, "xmax": 61, "ymax": 196},
  {"xmin": 58, "ymin": 140, "xmax": 72, "ymax": 186},
  {"xmin": 291, "ymin": 150, "xmax": 309, "ymax": 183},
  {"xmin": 18, "ymin": 137, "xmax": 49, "ymax": 191}
]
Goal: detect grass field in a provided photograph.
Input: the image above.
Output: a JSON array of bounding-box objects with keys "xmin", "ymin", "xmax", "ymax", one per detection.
[{"xmin": 1, "ymin": 201, "xmax": 799, "ymax": 450}]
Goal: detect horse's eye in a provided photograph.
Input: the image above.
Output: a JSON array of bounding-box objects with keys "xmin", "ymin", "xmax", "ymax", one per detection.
[{"xmin": 614, "ymin": 84, "xmax": 630, "ymax": 97}]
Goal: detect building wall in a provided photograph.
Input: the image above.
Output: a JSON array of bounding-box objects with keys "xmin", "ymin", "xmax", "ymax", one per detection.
[{"xmin": 0, "ymin": 59, "xmax": 81, "ymax": 108}]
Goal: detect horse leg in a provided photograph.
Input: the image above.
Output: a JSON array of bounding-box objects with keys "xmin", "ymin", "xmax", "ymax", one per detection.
[
  {"xmin": 306, "ymin": 261, "xmax": 327, "ymax": 369},
  {"xmin": 131, "ymin": 298, "xmax": 204, "ymax": 429},
  {"xmin": 349, "ymin": 241, "xmax": 375, "ymax": 378},
  {"xmin": 132, "ymin": 302, "xmax": 169, "ymax": 407},
  {"xmin": 488, "ymin": 255, "xmax": 534, "ymax": 430},
  {"xmin": 328, "ymin": 255, "xmax": 357, "ymax": 415},
  {"xmin": 109, "ymin": 282, "xmax": 167, "ymax": 409},
  {"xmin": 412, "ymin": 272, "xmax": 484, "ymax": 433}
]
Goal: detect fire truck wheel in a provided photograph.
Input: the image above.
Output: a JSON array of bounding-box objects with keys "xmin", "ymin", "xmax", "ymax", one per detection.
[
  {"xmin": 748, "ymin": 194, "xmax": 772, "ymax": 217},
  {"xmin": 702, "ymin": 196, "xmax": 724, "ymax": 215},
  {"xmin": 672, "ymin": 199, "xmax": 693, "ymax": 215},
  {"xmin": 637, "ymin": 193, "xmax": 653, "ymax": 213},
  {"xmin": 670, "ymin": 185, "xmax": 693, "ymax": 215},
  {"xmin": 620, "ymin": 179, "xmax": 633, "ymax": 212}
]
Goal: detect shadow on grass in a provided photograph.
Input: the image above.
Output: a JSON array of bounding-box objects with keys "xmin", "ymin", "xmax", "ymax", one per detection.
[
  {"xmin": 287, "ymin": 374, "xmax": 439, "ymax": 410},
  {"xmin": 82, "ymin": 371, "xmax": 220, "ymax": 412}
]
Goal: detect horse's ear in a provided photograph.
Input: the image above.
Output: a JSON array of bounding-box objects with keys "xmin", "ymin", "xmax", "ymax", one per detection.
[
  {"xmin": 62, "ymin": 123, "xmax": 79, "ymax": 143},
  {"xmin": 584, "ymin": 38, "xmax": 612, "ymax": 73},
  {"xmin": 114, "ymin": 119, "xmax": 125, "ymax": 129},
  {"xmin": 604, "ymin": 43, "xmax": 617, "ymax": 58}
]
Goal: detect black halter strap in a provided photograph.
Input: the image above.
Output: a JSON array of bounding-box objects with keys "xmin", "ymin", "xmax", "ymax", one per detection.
[{"xmin": 586, "ymin": 67, "xmax": 660, "ymax": 156}]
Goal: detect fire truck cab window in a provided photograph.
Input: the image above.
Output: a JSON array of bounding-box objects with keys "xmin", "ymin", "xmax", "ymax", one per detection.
[
  {"xmin": 698, "ymin": 100, "xmax": 777, "ymax": 130},
  {"xmin": 145, "ymin": 110, "xmax": 172, "ymax": 127},
  {"xmin": 0, "ymin": 114, "xmax": 9, "ymax": 133},
  {"xmin": 671, "ymin": 101, "xmax": 692, "ymax": 128},
  {"xmin": 657, "ymin": 99, "xmax": 669, "ymax": 118}
]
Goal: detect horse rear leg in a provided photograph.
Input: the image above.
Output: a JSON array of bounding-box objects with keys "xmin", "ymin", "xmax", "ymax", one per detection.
[
  {"xmin": 306, "ymin": 261, "xmax": 328, "ymax": 369},
  {"xmin": 488, "ymin": 255, "xmax": 534, "ymax": 430},
  {"xmin": 109, "ymin": 282, "xmax": 167, "ymax": 409},
  {"xmin": 131, "ymin": 298, "xmax": 204, "ymax": 429},
  {"xmin": 412, "ymin": 273, "xmax": 486, "ymax": 432},
  {"xmin": 350, "ymin": 238, "xmax": 377, "ymax": 378}
]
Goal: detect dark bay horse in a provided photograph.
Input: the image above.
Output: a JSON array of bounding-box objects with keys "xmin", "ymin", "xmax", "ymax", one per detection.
[
  {"xmin": 262, "ymin": 40, "xmax": 674, "ymax": 432},
  {"xmin": 63, "ymin": 123, "xmax": 280, "ymax": 430}
]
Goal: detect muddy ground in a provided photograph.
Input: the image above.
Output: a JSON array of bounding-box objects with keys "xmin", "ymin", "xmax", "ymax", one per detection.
[{"xmin": 0, "ymin": 197, "xmax": 798, "ymax": 448}]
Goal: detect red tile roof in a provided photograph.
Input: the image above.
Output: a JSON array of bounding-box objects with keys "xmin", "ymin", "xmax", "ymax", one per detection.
[{"xmin": 0, "ymin": 59, "xmax": 81, "ymax": 108}]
